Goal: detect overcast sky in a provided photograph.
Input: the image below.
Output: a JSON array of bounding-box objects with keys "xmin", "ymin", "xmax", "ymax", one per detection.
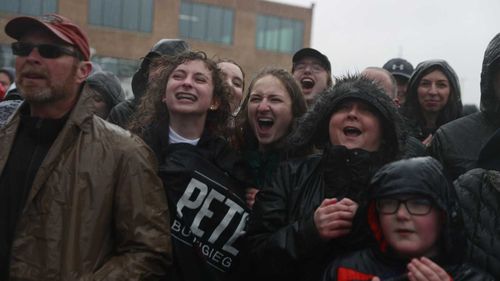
[{"xmin": 271, "ymin": 0, "xmax": 500, "ymax": 106}]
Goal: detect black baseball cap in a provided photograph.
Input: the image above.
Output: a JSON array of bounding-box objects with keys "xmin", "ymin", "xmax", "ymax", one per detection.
[
  {"xmin": 383, "ymin": 58, "xmax": 414, "ymax": 79},
  {"xmin": 292, "ymin": 48, "xmax": 331, "ymax": 73}
]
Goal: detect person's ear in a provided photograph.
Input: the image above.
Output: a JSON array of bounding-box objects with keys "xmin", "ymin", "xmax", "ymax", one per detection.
[{"xmin": 76, "ymin": 61, "xmax": 92, "ymax": 84}]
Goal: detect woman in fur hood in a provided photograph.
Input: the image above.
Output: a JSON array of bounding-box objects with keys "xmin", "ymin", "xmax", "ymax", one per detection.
[{"xmin": 246, "ymin": 74, "xmax": 407, "ymax": 281}]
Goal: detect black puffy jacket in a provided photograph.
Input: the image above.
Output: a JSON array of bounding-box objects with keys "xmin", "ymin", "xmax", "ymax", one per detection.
[
  {"xmin": 322, "ymin": 157, "xmax": 494, "ymax": 281},
  {"xmin": 453, "ymin": 129, "xmax": 500, "ymax": 279},
  {"xmin": 429, "ymin": 33, "xmax": 500, "ymax": 180}
]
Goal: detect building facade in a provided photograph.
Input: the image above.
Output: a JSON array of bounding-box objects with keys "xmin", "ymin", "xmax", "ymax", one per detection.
[{"xmin": 0, "ymin": 0, "xmax": 312, "ymax": 90}]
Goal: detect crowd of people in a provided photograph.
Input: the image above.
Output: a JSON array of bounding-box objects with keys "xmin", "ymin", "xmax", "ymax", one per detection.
[{"xmin": 0, "ymin": 13, "xmax": 498, "ymax": 281}]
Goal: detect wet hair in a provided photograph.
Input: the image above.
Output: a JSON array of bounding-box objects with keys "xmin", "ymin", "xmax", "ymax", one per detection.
[
  {"xmin": 128, "ymin": 51, "xmax": 231, "ymax": 138},
  {"xmin": 234, "ymin": 67, "xmax": 307, "ymax": 151}
]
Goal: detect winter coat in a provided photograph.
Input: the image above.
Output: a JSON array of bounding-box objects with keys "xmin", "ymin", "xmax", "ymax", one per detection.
[
  {"xmin": 0, "ymin": 85, "xmax": 172, "ymax": 280},
  {"xmin": 401, "ymin": 59, "xmax": 462, "ymax": 141},
  {"xmin": 246, "ymin": 76, "xmax": 405, "ymax": 281},
  {"xmin": 145, "ymin": 124, "xmax": 252, "ymax": 281},
  {"xmin": 429, "ymin": 33, "xmax": 500, "ymax": 180},
  {"xmin": 322, "ymin": 157, "xmax": 494, "ymax": 281},
  {"xmin": 247, "ymin": 147, "xmax": 391, "ymax": 281},
  {"xmin": 453, "ymin": 129, "xmax": 500, "ymax": 279}
]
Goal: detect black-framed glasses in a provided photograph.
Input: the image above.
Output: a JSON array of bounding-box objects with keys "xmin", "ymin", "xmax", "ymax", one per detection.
[
  {"xmin": 376, "ymin": 198, "xmax": 433, "ymax": 216},
  {"xmin": 11, "ymin": 42, "xmax": 82, "ymax": 60}
]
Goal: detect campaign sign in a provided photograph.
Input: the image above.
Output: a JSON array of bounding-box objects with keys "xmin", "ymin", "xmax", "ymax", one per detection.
[{"xmin": 170, "ymin": 170, "xmax": 249, "ymax": 272}]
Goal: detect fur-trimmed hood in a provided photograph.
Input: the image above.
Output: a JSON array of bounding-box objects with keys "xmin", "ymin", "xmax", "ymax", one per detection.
[{"xmin": 288, "ymin": 74, "xmax": 406, "ymax": 161}]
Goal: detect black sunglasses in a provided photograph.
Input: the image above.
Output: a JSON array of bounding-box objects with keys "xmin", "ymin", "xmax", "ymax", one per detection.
[{"xmin": 11, "ymin": 42, "xmax": 82, "ymax": 60}]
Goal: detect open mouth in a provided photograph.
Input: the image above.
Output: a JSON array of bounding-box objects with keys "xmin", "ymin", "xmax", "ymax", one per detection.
[
  {"xmin": 175, "ymin": 92, "xmax": 197, "ymax": 101},
  {"xmin": 23, "ymin": 72, "xmax": 45, "ymax": 79},
  {"xmin": 343, "ymin": 126, "xmax": 362, "ymax": 137},
  {"xmin": 300, "ymin": 78, "xmax": 315, "ymax": 89},
  {"xmin": 257, "ymin": 117, "xmax": 274, "ymax": 129}
]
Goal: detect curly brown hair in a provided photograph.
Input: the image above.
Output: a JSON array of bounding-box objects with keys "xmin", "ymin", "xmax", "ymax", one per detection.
[{"xmin": 128, "ymin": 51, "xmax": 232, "ymax": 139}]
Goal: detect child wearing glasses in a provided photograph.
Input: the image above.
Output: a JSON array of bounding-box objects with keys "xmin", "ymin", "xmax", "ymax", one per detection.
[{"xmin": 322, "ymin": 157, "xmax": 493, "ymax": 281}]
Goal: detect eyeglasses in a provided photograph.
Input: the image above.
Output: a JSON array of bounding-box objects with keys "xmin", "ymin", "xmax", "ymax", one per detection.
[
  {"xmin": 376, "ymin": 198, "xmax": 433, "ymax": 216},
  {"xmin": 11, "ymin": 42, "xmax": 82, "ymax": 60},
  {"xmin": 293, "ymin": 62, "xmax": 325, "ymax": 73}
]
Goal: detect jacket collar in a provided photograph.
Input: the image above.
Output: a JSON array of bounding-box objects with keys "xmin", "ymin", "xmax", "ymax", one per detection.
[{"xmin": 0, "ymin": 83, "xmax": 97, "ymax": 212}]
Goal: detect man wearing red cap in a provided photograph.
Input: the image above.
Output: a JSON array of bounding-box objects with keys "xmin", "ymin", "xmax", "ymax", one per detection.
[{"xmin": 0, "ymin": 14, "xmax": 172, "ymax": 280}]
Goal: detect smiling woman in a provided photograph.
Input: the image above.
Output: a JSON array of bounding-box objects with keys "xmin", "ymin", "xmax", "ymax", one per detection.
[
  {"xmin": 128, "ymin": 51, "xmax": 254, "ymax": 281},
  {"xmin": 400, "ymin": 60, "xmax": 463, "ymax": 144},
  {"xmin": 246, "ymin": 74, "xmax": 406, "ymax": 281}
]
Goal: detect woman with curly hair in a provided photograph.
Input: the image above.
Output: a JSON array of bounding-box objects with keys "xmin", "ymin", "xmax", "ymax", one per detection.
[
  {"xmin": 129, "ymin": 51, "xmax": 252, "ymax": 281},
  {"xmin": 246, "ymin": 74, "xmax": 407, "ymax": 281}
]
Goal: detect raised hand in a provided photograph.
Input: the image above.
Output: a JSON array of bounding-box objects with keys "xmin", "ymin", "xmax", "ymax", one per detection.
[
  {"xmin": 407, "ymin": 257, "xmax": 450, "ymax": 281},
  {"xmin": 313, "ymin": 197, "xmax": 358, "ymax": 240}
]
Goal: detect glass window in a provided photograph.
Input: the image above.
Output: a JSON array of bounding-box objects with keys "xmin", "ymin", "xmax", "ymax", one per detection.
[
  {"xmin": 256, "ymin": 14, "xmax": 304, "ymax": 54},
  {"xmin": 0, "ymin": 44, "xmax": 16, "ymax": 69},
  {"xmin": 88, "ymin": 0, "xmax": 153, "ymax": 33},
  {"xmin": 0, "ymin": 0, "xmax": 57, "ymax": 15},
  {"xmin": 91, "ymin": 55, "xmax": 139, "ymax": 78},
  {"xmin": 179, "ymin": 1, "xmax": 234, "ymax": 45}
]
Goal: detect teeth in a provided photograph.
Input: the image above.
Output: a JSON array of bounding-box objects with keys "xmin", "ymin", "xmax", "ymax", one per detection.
[
  {"xmin": 176, "ymin": 93, "xmax": 196, "ymax": 101},
  {"xmin": 343, "ymin": 127, "xmax": 361, "ymax": 136},
  {"xmin": 300, "ymin": 78, "xmax": 314, "ymax": 89}
]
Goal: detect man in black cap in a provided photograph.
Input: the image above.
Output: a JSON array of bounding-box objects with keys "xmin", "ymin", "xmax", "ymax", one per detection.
[
  {"xmin": 107, "ymin": 38, "xmax": 190, "ymax": 128},
  {"xmin": 292, "ymin": 47, "xmax": 333, "ymax": 107},
  {"xmin": 383, "ymin": 58, "xmax": 414, "ymax": 105}
]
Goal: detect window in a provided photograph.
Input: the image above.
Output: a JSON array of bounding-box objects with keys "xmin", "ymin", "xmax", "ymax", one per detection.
[
  {"xmin": 0, "ymin": 0, "xmax": 57, "ymax": 15},
  {"xmin": 91, "ymin": 55, "xmax": 139, "ymax": 78},
  {"xmin": 0, "ymin": 44, "xmax": 15, "ymax": 69},
  {"xmin": 179, "ymin": 2, "xmax": 234, "ymax": 45},
  {"xmin": 88, "ymin": 0, "xmax": 153, "ymax": 33},
  {"xmin": 256, "ymin": 15, "xmax": 304, "ymax": 54}
]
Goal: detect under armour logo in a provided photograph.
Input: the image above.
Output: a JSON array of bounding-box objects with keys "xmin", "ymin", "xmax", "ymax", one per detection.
[{"xmin": 392, "ymin": 64, "xmax": 405, "ymax": 71}]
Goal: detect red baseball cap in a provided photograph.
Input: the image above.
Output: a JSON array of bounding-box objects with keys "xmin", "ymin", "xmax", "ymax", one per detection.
[{"xmin": 5, "ymin": 14, "xmax": 90, "ymax": 61}]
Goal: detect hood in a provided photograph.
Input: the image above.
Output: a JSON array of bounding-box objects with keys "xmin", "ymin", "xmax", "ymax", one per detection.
[
  {"xmin": 367, "ymin": 157, "xmax": 465, "ymax": 262},
  {"xmin": 288, "ymin": 74, "xmax": 406, "ymax": 162},
  {"xmin": 403, "ymin": 59, "xmax": 462, "ymax": 127},
  {"xmin": 480, "ymin": 33, "xmax": 500, "ymax": 123},
  {"xmin": 131, "ymin": 39, "xmax": 190, "ymax": 99},
  {"xmin": 86, "ymin": 71, "xmax": 126, "ymax": 109}
]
